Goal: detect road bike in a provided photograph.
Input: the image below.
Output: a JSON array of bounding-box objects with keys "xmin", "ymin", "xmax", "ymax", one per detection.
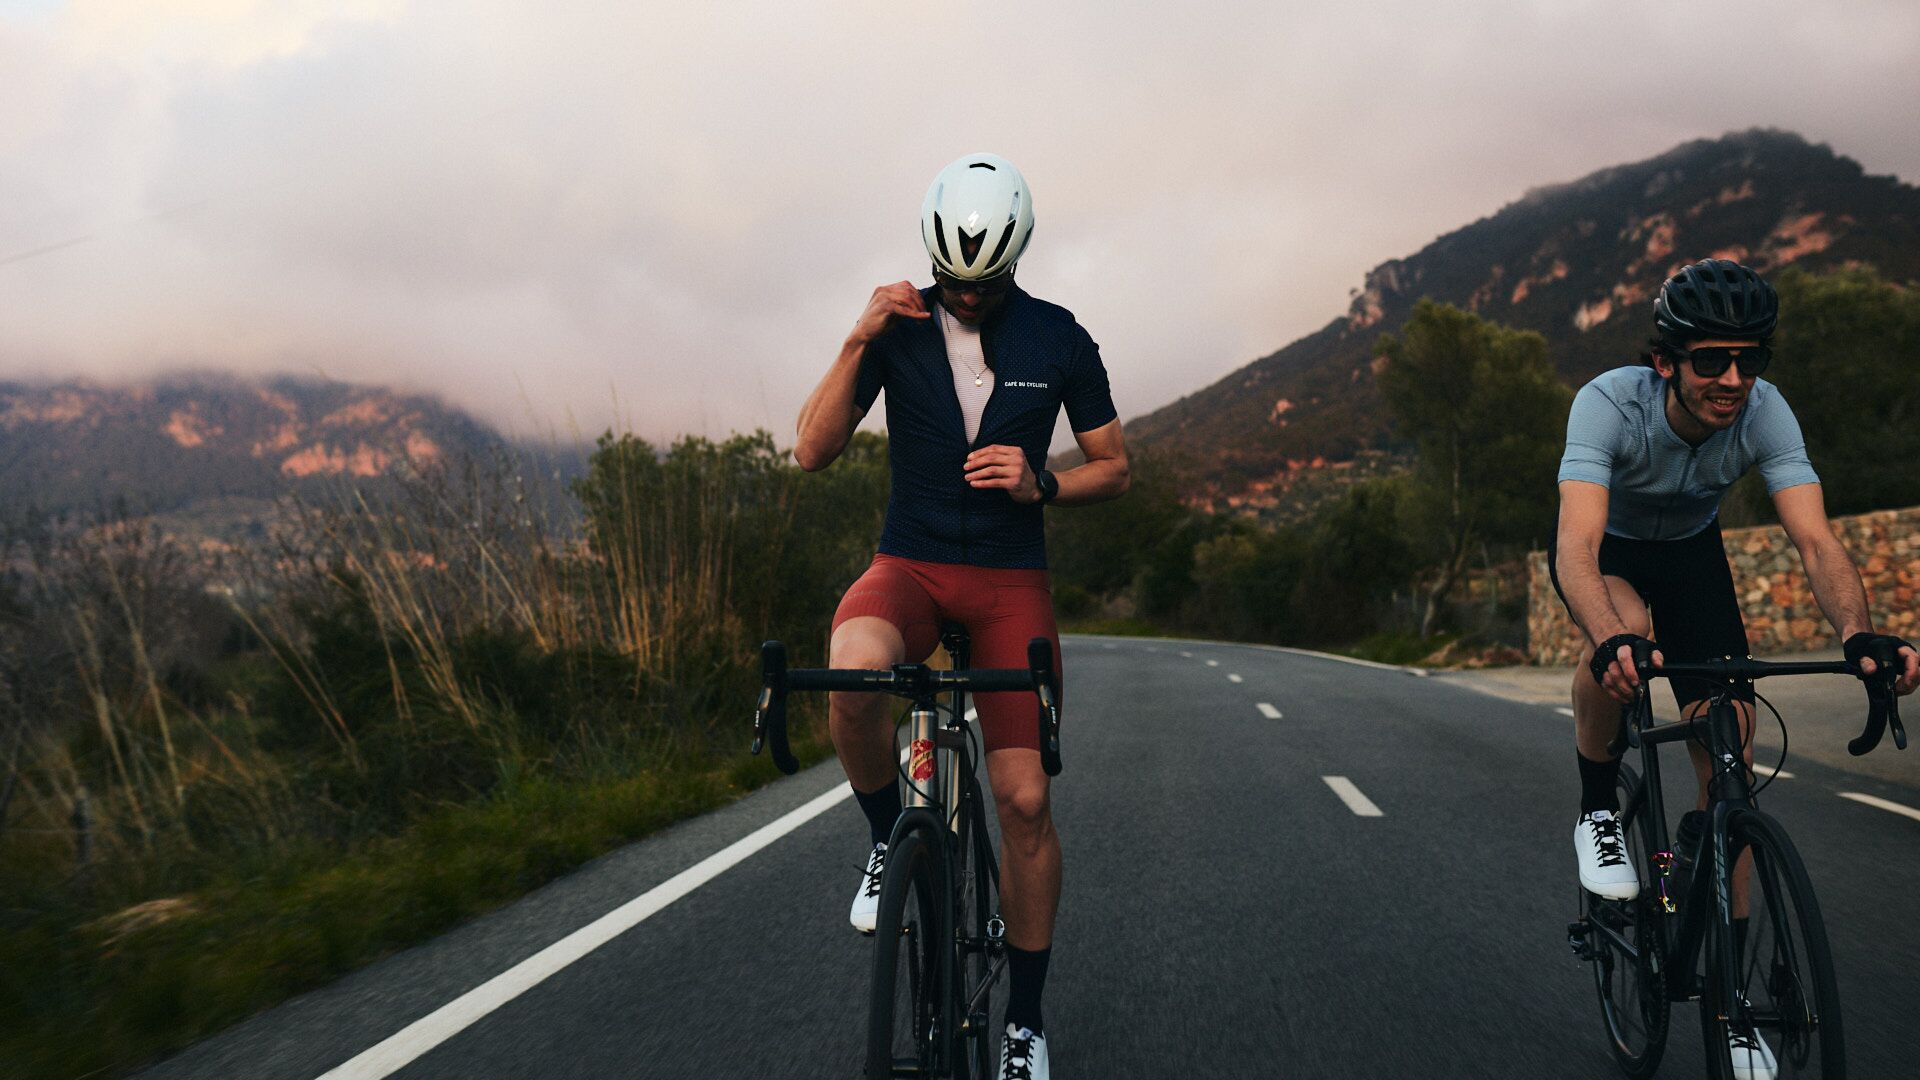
[
  {"xmin": 1568, "ymin": 639, "xmax": 1905, "ymax": 1078},
  {"xmin": 753, "ymin": 627, "xmax": 1061, "ymax": 1078}
]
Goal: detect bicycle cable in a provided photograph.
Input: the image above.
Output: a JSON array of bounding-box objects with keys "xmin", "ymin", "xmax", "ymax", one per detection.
[{"xmin": 1748, "ymin": 689, "xmax": 1788, "ymax": 798}]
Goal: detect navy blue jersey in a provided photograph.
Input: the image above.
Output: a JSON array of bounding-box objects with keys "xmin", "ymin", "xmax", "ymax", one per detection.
[{"xmin": 854, "ymin": 285, "xmax": 1117, "ymax": 568}]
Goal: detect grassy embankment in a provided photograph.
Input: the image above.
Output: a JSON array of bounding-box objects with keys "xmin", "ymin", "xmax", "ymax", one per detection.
[{"xmin": 0, "ymin": 431, "xmax": 880, "ymax": 1079}]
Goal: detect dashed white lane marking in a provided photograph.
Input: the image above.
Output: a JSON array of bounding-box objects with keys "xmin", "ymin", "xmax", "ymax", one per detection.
[
  {"xmin": 317, "ymin": 782, "xmax": 853, "ymax": 1079},
  {"xmin": 1555, "ymin": 707, "xmax": 1575, "ymax": 717},
  {"xmin": 1180, "ymin": 651, "xmax": 1193, "ymax": 658},
  {"xmin": 1753, "ymin": 762, "xmax": 1793, "ymax": 780},
  {"xmin": 1228, "ymin": 673, "xmax": 1243, "ymax": 683},
  {"xmin": 1257, "ymin": 703, "xmax": 1282, "ymax": 719},
  {"xmin": 1837, "ymin": 792, "xmax": 1920, "ymax": 824},
  {"xmin": 965, "ymin": 707, "xmax": 978, "ymax": 722},
  {"xmin": 1322, "ymin": 776, "xmax": 1384, "ymax": 817},
  {"xmin": 1206, "ymin": 659, "xmax": 1220, "ymax": 667}
]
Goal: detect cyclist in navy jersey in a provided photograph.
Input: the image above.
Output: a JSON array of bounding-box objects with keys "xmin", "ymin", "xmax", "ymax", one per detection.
[
  {"xmin": 794, "ymin": 153, "xmax": 1130, "ymax": 1080},
  {"xmin": 1552, "ymin": 258, "xmax": 1917, "ymax": 1079}
]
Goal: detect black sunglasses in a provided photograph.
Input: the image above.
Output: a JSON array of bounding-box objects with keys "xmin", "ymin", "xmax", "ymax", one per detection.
[
  {"xmin": 932, "ymin": 266, "xmax": 1014, "ymax": 297},
  {"xmin": 1673, "ymin": 344, "xmax": 1771, "ymax": 379}
]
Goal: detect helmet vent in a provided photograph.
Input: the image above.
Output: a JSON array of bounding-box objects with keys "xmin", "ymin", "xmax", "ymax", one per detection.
[
  {"xmin": 959, "ymin": 229, "xmax": 985, "ymax": 266},
  {"xmin": 932, "ymin": 212, "xmax": 953, "ymax": 265},
  {"xmin": 985, "ymin": 221, "xmax": 1016, "ymax": 269}
]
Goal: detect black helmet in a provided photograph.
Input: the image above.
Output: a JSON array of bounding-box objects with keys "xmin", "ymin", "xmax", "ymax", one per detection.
[{"xmin": 1654, "ymin": 258, "xmax": 1777, "ymax": 343}]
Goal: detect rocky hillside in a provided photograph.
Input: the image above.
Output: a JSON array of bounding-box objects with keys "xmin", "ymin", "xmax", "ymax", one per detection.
[
  {"xmin": 1130, "ymin": 129, "xmax": 1920, "ymax": 511},
  {"xmin": 0, "ymin": 374, "xmax": 538, "ymax": 530}
]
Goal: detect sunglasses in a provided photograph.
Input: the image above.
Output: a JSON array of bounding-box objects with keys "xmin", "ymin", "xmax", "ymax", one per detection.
[
  {"xmin": 932, "ymin": 266, "xmax": 1014, "ymax": 297},
  {"xmin": 1673, "ymin": 344, "xmax": 1771, "ymax": 379}
]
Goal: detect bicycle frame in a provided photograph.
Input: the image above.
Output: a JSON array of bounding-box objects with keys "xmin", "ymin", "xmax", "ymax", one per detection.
[{"xmin": 1615, "ymin": 686, "xmax": 1756, "ymax": 1009}]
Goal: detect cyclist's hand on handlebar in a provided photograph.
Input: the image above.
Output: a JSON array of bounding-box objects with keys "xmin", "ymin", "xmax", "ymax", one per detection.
[
  {"xmin": 1844, "ymin": 632, "xmax": 1920, "ymax": 695},
  {"xmin": 848, "ymin": 281, "xmax": 930, "ymax": 346},
  {"xmin": 1590, "ymin": 633, "xmax": 1661, "ymax": 704}
]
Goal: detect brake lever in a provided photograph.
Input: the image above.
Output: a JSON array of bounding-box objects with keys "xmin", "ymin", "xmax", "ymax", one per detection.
[
  {"xmin": 1848, "ymin": 642, "xmax": 1907, "ymax": 757},
  {"xmin": 1028, "ymin": 637, "xmax": 1062, "ymax": 778},
  {"xmin": 755, "ymin": 641, "xmax": 799, "ymax": 774}
]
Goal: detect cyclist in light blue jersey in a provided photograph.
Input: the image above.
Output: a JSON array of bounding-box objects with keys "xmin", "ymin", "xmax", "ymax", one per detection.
[{"xmin": 1550, "ymin": 258, "xmax": 1918, "ymax": 1079}]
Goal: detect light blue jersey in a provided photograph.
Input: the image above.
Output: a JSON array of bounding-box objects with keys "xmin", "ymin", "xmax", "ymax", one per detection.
[{"xmin": 1558, "ymin": 366, "xmax": 1820, "ymax": 541}]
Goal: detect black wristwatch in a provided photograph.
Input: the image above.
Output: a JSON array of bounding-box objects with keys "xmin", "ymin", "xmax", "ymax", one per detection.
[{"xmin": 1034, "ymin": 469, "xmax": 1060, "ymax": 505}]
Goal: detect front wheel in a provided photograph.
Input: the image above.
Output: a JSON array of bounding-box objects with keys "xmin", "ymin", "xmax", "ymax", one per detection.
[
  {"xmin": 1702, "ymin": 809, "xmax": 1843, "ymax": 1079},
  {"xmin": 867, "ymin": 826, "xmax": 956, "ymax": 1078},
  {"xmin": 1586, "ymin": 763, "xmax": 1670, "ymax": 1078}
]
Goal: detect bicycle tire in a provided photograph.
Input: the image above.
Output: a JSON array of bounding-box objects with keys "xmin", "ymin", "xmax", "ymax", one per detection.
[
  {"xmin": 1587, "ymin": 763, "xmax": 1670, "ymax": 1077},
  {"xmin": 953, "ymin": 778, "xmax": 998, "ymax": 1079},
  {"xmin": 1701, "ymin": 809, "xmax": 1843, "ymax": 1079},
  {"xmin": 867, "ymin": 825, "xmax": 956, "ymax": 1078}
]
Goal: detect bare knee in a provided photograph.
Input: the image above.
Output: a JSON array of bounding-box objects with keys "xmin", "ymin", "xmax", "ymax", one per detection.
[{"xmin": 995, "ymin": 781, "xmax": 1053, "ymax": 850}]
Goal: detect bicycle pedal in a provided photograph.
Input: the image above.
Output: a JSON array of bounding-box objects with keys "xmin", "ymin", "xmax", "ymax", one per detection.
[{"xmin": 1566, "ymin": 919, "xmax": 1595, "ymax": 960}]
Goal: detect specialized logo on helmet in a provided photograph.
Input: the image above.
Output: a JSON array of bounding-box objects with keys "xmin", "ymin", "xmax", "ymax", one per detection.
[{"xmin": 909, "ymin": 738, "xmax": 936, "ymax": 782}]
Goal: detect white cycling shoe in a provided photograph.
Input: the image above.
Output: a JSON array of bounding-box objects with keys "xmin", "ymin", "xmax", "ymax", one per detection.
[
  {"xmin": 998, "ymin": 1024, "xmax": 1049, "ymax": 1080},
  {"xmin": 1728, "ymin": 1028, "xmax": 1778, "ymax": 1080},
  {"xmin": 849, "ymin": 843, "xmax": 885, "ymax": 933},
  {"xmin": 1576, "ymin": 811, "xmax": 1640, "ymax": 900}
]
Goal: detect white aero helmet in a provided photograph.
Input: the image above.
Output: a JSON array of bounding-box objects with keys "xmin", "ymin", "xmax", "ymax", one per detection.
[{"xmin": 921, "ymin": 153, "xmax": 1034, "ymax": 281}]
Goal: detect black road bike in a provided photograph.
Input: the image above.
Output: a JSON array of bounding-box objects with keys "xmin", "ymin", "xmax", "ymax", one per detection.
[
  {"xmin": 754, "ymin": 627, "xmax": 1062, "ymax": 1079},
  {"xmin": 1568, "ymin": 640, "xmax": 1905, "ymax": 1079}
]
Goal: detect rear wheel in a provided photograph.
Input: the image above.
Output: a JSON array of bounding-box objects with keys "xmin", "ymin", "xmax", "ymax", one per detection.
[
  {"xmin": 1586, "ymin": 764, "xmax": 1670, "ymax": 1077},
  {"xmin": 867, "ymin": 826, "xmax": 955, "ymax": 1078},
  {"xmin": 1702, "ymin": 809, "xmax": 1842, "ymax": 1079}
]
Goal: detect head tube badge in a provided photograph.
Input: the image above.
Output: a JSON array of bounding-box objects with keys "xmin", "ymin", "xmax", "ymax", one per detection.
[{"xmin": 909, "ymin": 738, "xmax": 936, "ymax": 782}]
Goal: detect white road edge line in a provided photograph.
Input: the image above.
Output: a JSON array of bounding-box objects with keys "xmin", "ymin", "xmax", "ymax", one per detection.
[
  {"xmin": 1228, "ymin": 673, "xmax": 1243, "ymax": 683},
  {"xmin": 1256, "ymin": 703, "xmax": 1282, "ymax": 719},
  {"xmin": 1322, "ymin": 776, "xmax": 1384, "ymax": 817},
  {"xmin": 317, "ymin": 782, "xmax": 853, "ymax": 1079},
  {"xmin": 1836, "ymin": 792, "xmax": 1920, "ymax": 824}
]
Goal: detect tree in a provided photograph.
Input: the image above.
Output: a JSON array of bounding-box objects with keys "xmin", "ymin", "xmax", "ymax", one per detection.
[
  {"xmin": 1045, "ymin": 441, "xmax": 1194, "ymax": 601},
  {"xmin": 1377, "ymin": 300, "xmax": 1571, "ymax": 637},
  {"xmin": 1765, "ymin": 265, "xmax": 1920, "ymax": 516}
]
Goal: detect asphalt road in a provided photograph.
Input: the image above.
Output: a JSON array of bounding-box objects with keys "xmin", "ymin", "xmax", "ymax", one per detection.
[{"xmin": 137, "ymin": 636, "xmax": 1920, "ymax": 1079}]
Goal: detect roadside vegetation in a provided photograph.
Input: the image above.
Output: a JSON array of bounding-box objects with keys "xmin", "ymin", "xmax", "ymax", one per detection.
[{"xmin": 0, "ymin": 431, "xmax": 884, "ymax": 1079}]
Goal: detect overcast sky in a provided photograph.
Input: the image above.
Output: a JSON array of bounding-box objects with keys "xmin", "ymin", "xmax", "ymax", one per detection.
[{"xmin": 3, "ymin": 0, "xmax": 1917, "ymax": 446}]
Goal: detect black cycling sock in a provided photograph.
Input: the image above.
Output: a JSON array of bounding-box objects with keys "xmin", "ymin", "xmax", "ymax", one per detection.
[
  {"xmin": 1004, "ymin": 945, "xmax": 1050, "ymax": 1036},
  {"xmin": 853, "ymin": 781, "xmax": 901, "ymax": 847},
  {"xmin": 1578, "ymin": 751, "xmax": 1622, "ymax": 815}
]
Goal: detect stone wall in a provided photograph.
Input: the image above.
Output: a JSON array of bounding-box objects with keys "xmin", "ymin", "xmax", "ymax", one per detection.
[{"xmin": 1527, "ymin": 505, "xmax": 1920, "ymax": 666}]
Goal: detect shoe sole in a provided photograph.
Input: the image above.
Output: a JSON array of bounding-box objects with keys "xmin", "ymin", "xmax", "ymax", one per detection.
[{"xmin": 1580, "ymin": 879, "xmax": 1640, "ymax": 901}]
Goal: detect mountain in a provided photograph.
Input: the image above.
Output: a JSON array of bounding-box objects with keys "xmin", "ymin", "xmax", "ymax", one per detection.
[
  {"xmin": 0, "ymin": 374, "xmax": 555, "ymax": 533},
  {"xmin": 1130, "ymin": 129, "xmax": 1920, "ymax": 512}
]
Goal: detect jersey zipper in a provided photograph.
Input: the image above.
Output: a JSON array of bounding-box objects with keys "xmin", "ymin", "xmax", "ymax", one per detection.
[{"xmin": 1657, "ymin": 445, "xmax": 1700, "ymax": 540}]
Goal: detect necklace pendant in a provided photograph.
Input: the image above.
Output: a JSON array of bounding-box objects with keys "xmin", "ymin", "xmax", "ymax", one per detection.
[{"xmin": 975, "ymin": 375, "xmax": 983, "ymax": 387}]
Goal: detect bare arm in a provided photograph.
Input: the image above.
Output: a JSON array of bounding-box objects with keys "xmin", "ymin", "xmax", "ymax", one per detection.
[
  {"xmin": 961, "ymin": 419, "xmax": 1130, "ymax": 506},
  {"xmin": 1557, "ymin": 479, "xmax": 1660, "ymax": 700},
  {"xmin": 1774, "ymin": 483, "xmax": 1920, "ymax": 692},
  {"xmin": 1052, "ymin": 419, "xmax": 1129, "ymax": 507},
  {"xmin": 1556, "ymin": 480, "xmax": 1632, "ymax": 644},
  {"xmin": 794, "ymin": 282, "xmax": 928, "ymax": 472}
]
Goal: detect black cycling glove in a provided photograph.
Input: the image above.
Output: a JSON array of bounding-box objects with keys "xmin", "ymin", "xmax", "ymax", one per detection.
[
  {"xmin": 1589, "ymin": 633, "xmax": 1656, "ymax": 687},
  {"xmin": 1843, "ymin": 632, "xmax": 1913, "ymax": 680}
]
